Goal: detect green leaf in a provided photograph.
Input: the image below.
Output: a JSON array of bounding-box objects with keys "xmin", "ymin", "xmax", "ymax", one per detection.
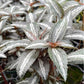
[{"xmin": 65, "ymin": 66, "xmax": 83, "ymax": 84}]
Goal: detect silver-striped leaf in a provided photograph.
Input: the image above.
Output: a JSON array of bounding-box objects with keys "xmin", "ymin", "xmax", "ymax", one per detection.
[
  {"xmin": 68, "ymin": 48, "xmax": 84, "ymax": 64},
  {"xmin": 26, "ymin": 40, "xmax": 49, "ymax": 49},
  {"xmin": 48, "ymin": 48, "xmax": 67, "ymax": 81},
  {"xmin": 17, "ymin": 50, "xmax": 39, "ymax": 77}
]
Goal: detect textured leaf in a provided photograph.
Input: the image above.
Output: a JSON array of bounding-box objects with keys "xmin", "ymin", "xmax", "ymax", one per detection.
[
  {"xmin": 50, "ymin": 15, "xmax": 67, "ymax": 42},
  {"xmin": 17, "ymin": 50, "xmax": 39, "ymax": 77},
  {"xmin": 46, "ymin": 0, "xmax": 64, "ymax": 17},
  {"xmin": 48, "ymin": 48, "xmax": 67, "ymax": 81},
  {"xmin": 64, "ymin": 33, "xmax": 84, "ymax": 41},
  {"xmin": 1, "ymin": 39, "xmax": 30, "ymax": 53},
  {"xmin": 26, "ymin": 40, "xmax": 49, "ymax": 49},
  {"xmin": 58, "ymin": 41, "xmax": 75, "ymax": 49},
  {"xmin": 0, "ymin": 19, "xmax": 7, "ymax": 30},
  {"xmin": 0, "ymin": 0, "xmax": 13, "ymax": 9},
  {"xmin": 29, "ymin": 23, "xmax": 39, "ymax": 38},
  {"xmin": 28, "ymin": 13, "xmax": 35, "ymax": 22},
  {"xmin": 37, "ymin": 9, "xmax": 47, "ymax": 22},
  {"xmin": 68, "ymin": 48, "xmax": 84, "ymax": 64},
  {"xmin": 32, "ymin": 58, "xmax": 50, "ymax": 80},
  {"xmin": 71, "ymin": 5, "xmax": 84, "ymax": 19},
  {"xmin": 38, "ymin": 59, "xmax": 49, "ymax": 80},
  {"xmin": 63, "ymin": 1, "xmax": 79, "ymax": 12}
]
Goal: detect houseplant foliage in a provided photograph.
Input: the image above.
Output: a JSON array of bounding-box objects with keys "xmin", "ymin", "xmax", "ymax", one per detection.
[{"xmin": 0, "ymin": 0, "xmax": 84, "ymax": 84}]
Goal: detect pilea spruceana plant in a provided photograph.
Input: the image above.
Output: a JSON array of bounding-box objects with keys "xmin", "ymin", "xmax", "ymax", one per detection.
[{"xmin": 0, "ymin": 0, "xmax": 84, "ymax": 84}]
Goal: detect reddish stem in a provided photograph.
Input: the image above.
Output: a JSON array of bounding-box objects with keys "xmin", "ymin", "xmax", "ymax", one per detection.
[
  {"xmin": 49, "ymin": 60, "xmax": 54, "ymax": 76},
  {"xmin": 40, "ymin": 77, "xmax": 43, "ymax": 84},
  {"xmin": 48, "ymin": 42, "xmax": 60, "ymax": 48},
  {"xmin": 0, "ymin": 66, "xmax": 8, "ymax": 84},
  {"xmin": 30, "ymin": 1, "xmax": 40, "ymax": 6}
]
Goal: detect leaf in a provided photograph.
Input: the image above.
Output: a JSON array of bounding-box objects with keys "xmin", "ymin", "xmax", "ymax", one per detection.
[
  {"xmin": 37, "ymin": 9, "xmax": 47, "ymax": 22},
  {"xmin": 58, "ymin": 0, "xmax": 67, "ymax": 4},
  {"xmin": 0, "ymin": 51, "xmax": 6, "ymax": 58},
  {"xmin": 48, "ymin": 48, "xmax": 67, "ymax": 81},
  {"xmin": 58, "ymin": 41, "xmax": 75, "ymax": 49},
  {"xmin": 11, "ymin": 22, "xmax": 28, "ymax": 29},
  {"xmin": 0, "ymin": 19, "xmax": 7, "ymax": 30},
  {"xmin": 1, "ymin": 39, "xmax": 30, "ymax": 53},
  {"xmin": 17, "ymin": 50, "xmax": 39, "ymax": 77},
  {"xmin": 0, "ymin": 0, "xmax": 13, "ymax": 9},
  {"xmin": 71, "ymin": 5, "xmax": 84, "ymax": 19},
  {"xmin": 63, "ymin": 1, "xmax": 79, "ymax": 12},
  {"xmin": 38, "ymin": 59, "xmax": 46, "ymax": 80},
  {"xmin": 25, "ymin": 40, "xmax": 49, "ymax": 49},
  {"xmin": 0, "ymin": 9, "xmax": 9, "ymax": 15},
  {"xmin": 64, "ymin": 33, "xmax": 84, "ymax": 41},
  {"xmin": 46, "ymin": 0, "xmax": 64, "ymax": 17},
  {"xmin": 29, "ymin": 23, "xmax": 39, "ymax": 38},
  {"xmin": 50, "ymin": 15, "xmax": 67, "ymax": 43},
  {"xmin": 32, "ymin": 57, "xmax": 50, "ymax": 80},
  {"xmin": 68, "ymin": 48, "xmax": 84, "ymax": 64},
  {"xmin": 2, "ymin": 26, "xmax": 15, "ymax": 33},
  {"xmin": 11, "ymin": 22, "xmax": 39, "ymax": 40},
  {"xmin": 38, "ymin": 22, "xmax": 52, "ymax": 30},
  {"xmin": 17, "ymin": 75, "xmax": 39, "ymax": 84},
  {"xmin": 12, "ymin": 11, "xmax": 26, "ymax": 15},
  {"xmin": 8, "ymin": 60, "xmax": 18, "ymax": 70},
  {"xmin": 65, "ymin": 66, "xmax": 83, "ymax": 84},
  {"xmin": 28, "ymin": 13, "xmax": 35, "ymax": 22}
]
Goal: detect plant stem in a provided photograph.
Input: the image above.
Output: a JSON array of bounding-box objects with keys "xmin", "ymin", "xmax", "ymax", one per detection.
[{"xmin": 0, "ymin": 66, "xmax": 8, "ymax": 84}]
